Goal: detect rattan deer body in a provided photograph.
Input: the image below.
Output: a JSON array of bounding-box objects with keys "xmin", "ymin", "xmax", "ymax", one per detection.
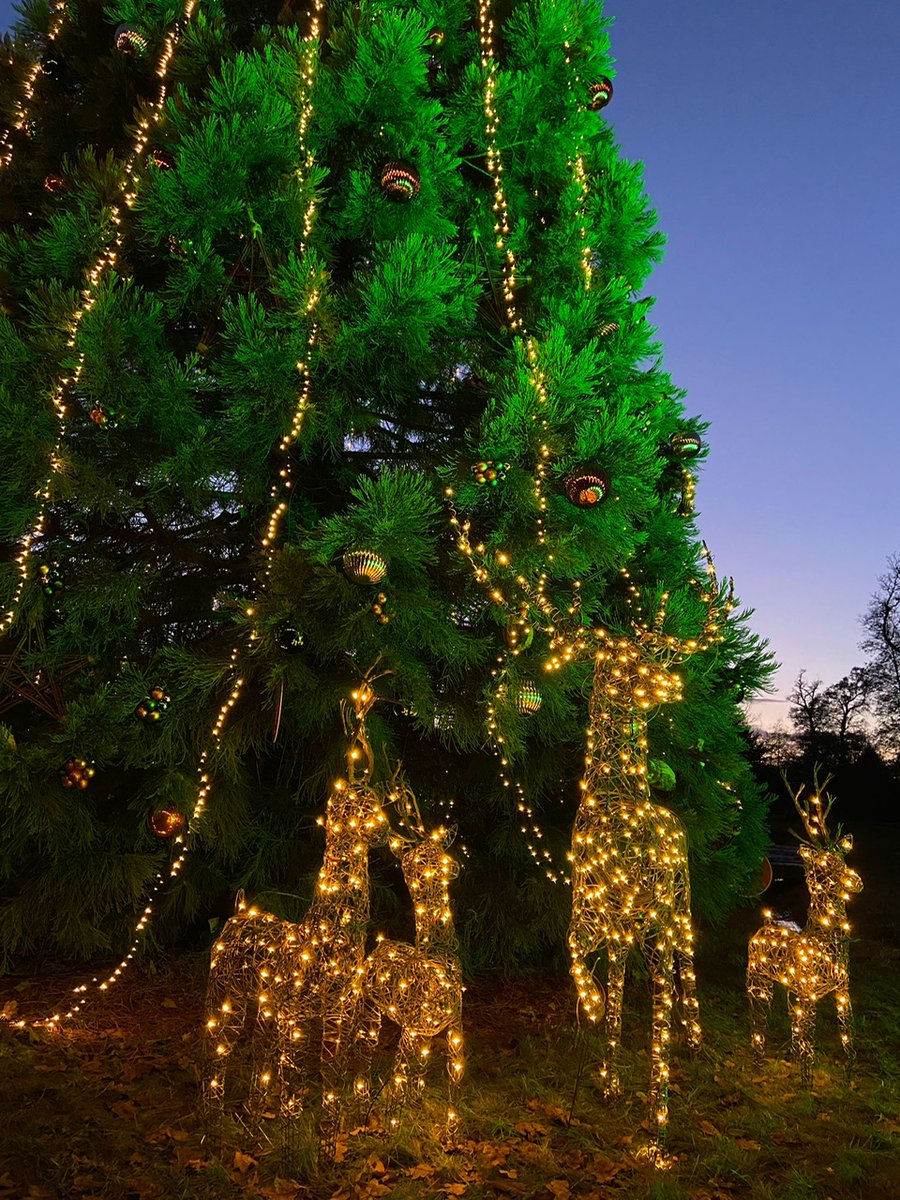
[
  {"xmin": 202, "ymin": 683, "xmax": 389, "ymax": 1135},
  {"xmin": 747, "ymin": 774, "xmax": 863, "ymax": 1086},
  {"xmin": 355, "ymin": 810, "xmax": 463, "ymax": 1128},
  {"xmin": 549, "ymin": 552, "xmax": 733, "ymax": 1144}
]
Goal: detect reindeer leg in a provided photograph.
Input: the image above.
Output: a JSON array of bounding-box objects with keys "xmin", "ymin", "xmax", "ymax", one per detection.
[
  {"xmin": 446, "ymin": 1019, "xmax": 464, "ymax": 1132},
  {"xmin": 836, "ymin": 985, "xmax": 855, "ymax": 1076},
  {"xmin": 649, "ymin": 941, "xmax": 675, "ymax": 1147},
  {"xmin": 355, "ymin": 998, "xmax": 382, "ymax": 1124},
  {"xmin": 747, "ymin": 961, "xmax": 774, "ymax": 1062},
  {"xmin": 603, "ymin": 947, "xmax": 626, "ymax": 1100},
  {"xmin": 789, "ymin": 992, "xmax": 816, "ymax": 1089},
  {"xmin": 386, "ymin": 1028, "xmax": 421, "ymax": 1129},
  {"xmin": 677, "ymin": 926, "xmax": 701, "ymax": 1050}
]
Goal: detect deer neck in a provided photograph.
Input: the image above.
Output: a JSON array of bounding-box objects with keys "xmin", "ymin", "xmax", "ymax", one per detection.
[
  {"xmin": 308, "ymin": 837, "xmax": 372, "ymax": 937},
  {"xmin": 581, "ymin": 660, "xmax": 653, "ymax": 815},
  {"xmin": 804, "ymin": 875, "xmax": 851, "ymax": 947},
  {"xmin": 408, "ymin": 881, "xmax": 457, "ymax": 956}
]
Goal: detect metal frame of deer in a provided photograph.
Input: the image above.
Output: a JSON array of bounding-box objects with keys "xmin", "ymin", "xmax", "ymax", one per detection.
[
  {"xmin": 541, "ymin": 549, "xmax": 733, "ymax": 1147},
  {"xmin": 202, "ymin": 680, "xmax": 390, "ymax": 1143},
  {"xmin": 353, "ymin": 788, "xmax": 464, "ymax": 1131},
  {"xmin": 747, "ymin": 771, "xmax": 863, "ymax": 1086}
]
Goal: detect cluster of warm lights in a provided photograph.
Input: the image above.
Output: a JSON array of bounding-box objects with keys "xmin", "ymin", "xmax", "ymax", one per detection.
[
  {"xmin": 353, "ymin": 804, "xmax": 463, "ymax": 1129},
  {"xmin": 1, "ymin": 0, "xmax": 198, "ymax": 640},
  {"xmin": 563, "ymin": 556, "xmax": 734, "ymax": 1152},
  {"xmin": 204, "ymin": 688, "xmax": 462, "ymax": 1144},
  {"xmin": 0, "ymin": 0, "xmax": 69, "ymax": 168},
  {"xmin": 747, "ymin": 774, "xmax": 863, "ymax": 1086}
]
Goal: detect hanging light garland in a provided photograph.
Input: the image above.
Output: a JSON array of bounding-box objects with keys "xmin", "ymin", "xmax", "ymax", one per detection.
[
  {"xmin": 4, "ymin": 2, "xmax": 326, "ymax": 1031},
  {"xmin": 0, "ymin": 0, "xmax": 199, "ymax": 641},
  {"xmin": 0, "ymin": 0, "xmax": 70, "ymax": 169}
]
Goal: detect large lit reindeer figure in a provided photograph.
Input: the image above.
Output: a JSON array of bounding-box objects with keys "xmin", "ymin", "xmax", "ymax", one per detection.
[
  {"xmin": 354, "ymin": 786, "xmax": 464, "ymax": 1130},
  {"xmin": 203, "ymin": 679, "xmax": 389, "ymax": 1139},
  {"xmin": 747, "ymin": 772, "xmax": 863, "ymax": 1086},
  {"xmin": 547, "ymin": 549, "xmax": 733, "ymax": 1146}
]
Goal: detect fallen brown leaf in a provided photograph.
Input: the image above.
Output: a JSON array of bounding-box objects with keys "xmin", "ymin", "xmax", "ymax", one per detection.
[
  {"xmin": 735, "ymin": 1138, "xmax": 761, "ymax": 1151},
  {"xmin": 697, "ymin": 1118, "xmax": 720, "ymax": 1137},
  {"xmin": 587, "ymin": 1153, "xmax": 625, "ymax": 1183},
  {"xmin": 514, "ymin": 1121, "xmax": 549, "ymax": 1140},
  {"xmin": 110, "ymin": 1098, "xmax": 139, "ymax": 1119},
  {"xmin": 546, "ymin": 1181, "xmax": 570, "ymax": 1199},
  {"xmin": 233, "ymin": 1150, "xmax": 257, "ymax": 1173}
]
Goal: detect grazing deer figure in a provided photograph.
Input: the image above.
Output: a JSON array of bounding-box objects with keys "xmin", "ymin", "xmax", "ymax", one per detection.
[
  {"xmin": 202, "ymin": 680, "xmax": 389, "ymax": 1138},
  {"xmin": 747, "ymin": 773, "xmax": 863, "ymax": 1086},
  {"xmin": 545, "ymin": 551, "xmax": 733, "ymax": 1148},
  {"xmin": 355, "ymin": 794, "xmax": 463, "ymax": 1130}
]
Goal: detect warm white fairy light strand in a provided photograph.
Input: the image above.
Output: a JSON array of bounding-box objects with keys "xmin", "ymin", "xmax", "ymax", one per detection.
[
  {"xmin": 0, "ymin": 0, "xmax": 198, "ymax": 640},
  {"xmin": 5, "ymin": 9, "xmax": 326, "ymax": 1030},
  {"xmin": 0, "ymin": 0, "xmax": 69, "ymax": 168}
]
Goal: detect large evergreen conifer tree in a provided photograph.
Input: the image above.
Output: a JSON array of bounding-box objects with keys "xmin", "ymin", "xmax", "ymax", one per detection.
[{"xmin": 0, "ymin": 0, "xmax": 772, "ymax": 969}]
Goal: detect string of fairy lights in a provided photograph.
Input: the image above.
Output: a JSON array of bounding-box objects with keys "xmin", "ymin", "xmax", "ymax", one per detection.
[
  {"xmin": 447, "ymin": 0, "xmax": 607, "ymax": 883},
  {"xmin": 0, "ymin": 0, "xmax": 69, "ymax": 168},
  {"xmin": 0, "ymin": 0, "xmax": 199, "ymax": 640},
  {"xmin": 7, "ymin": 5, "xmax": 327, "ymax": 1029}
]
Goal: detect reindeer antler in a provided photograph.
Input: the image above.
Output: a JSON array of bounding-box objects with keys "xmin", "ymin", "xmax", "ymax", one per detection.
[
  {"xmin": 341, "ymin": 659, "xmax": 393, "ymax": 782},
  {"xmin": 784, "ymin": 768, "xmax": 836, "ymax": 847}
]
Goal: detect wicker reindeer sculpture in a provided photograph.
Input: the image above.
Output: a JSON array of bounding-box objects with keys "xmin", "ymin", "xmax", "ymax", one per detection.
[
  {"xmin": 548, "ymin": 551, "xmax": 733, "ymax": 1146},
  {"xmin": 354, "ymin": 791, "xmax": 464, "ymax": 1129},
  {"xmin": 202, "ymin": 681, "xmax": 389, "ymax": 1138},
  {"xmin": 747, "ymin": 773, "xmax": 863, "ymax": 1086}
]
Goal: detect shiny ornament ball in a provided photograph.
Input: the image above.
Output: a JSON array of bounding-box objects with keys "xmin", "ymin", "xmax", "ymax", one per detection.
[
  {"xmin": 380, "ymin": 161, "xmax": 420, "ymax": 202},
  {"xmin": 669, "ymin": 432, "xmax": 703, "ymax": 459},
  {"xmin": 565, "ymin": 467, "xmax": 611, "ymax": 507},
  {"xmin": 150, "ymin": 808, "xmax": 185, "ymax": 838},
  {"xmin": 516, "ymin": 682, "xmax": 542, "ymax": 715},
  {"xmin": 753, "ymin": 856, "xmax": 774, "ymax": 895},
  {"xmin": 647, "ymin": 759, "xmax": 677, "ymax": 792},
  {"xmin": 472, "ymin": 459, "xmax": 509, "ymax": 487},
  {"xmin": 61, "ymin": 757, "xmax": 95, "ymax": 788},
  {"xmin": 342, "ymin": 549, "xmax": 388, "ymax": 585},
  {"xmin": 587, "ymin": 77, "xmax": 614, "ymax": 111},
  {"xmin": 115, "ymin": 23, "xmax": 148, "ymax": 54},
  {"xmin": 275, "ymin": 623, "xmax": 303, "ymax": 653}
]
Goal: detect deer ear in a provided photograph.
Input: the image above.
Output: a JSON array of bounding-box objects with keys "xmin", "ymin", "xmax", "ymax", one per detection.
[
  {"xmin": 798, "ymin": 844, "xmax": 813, "ymax": 862},
  {"xmin": 840, "ymin": 834, "xmax": 853, "ymax": 852}
]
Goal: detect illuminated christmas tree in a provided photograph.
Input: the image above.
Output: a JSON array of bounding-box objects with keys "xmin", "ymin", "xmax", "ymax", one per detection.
[{"xmin": 0, "ymin": 0, "xmax": 772, "ymax": 969}]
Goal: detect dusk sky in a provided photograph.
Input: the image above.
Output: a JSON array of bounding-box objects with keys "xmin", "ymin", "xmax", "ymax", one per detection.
[{"xmin": 3, "ymin": 0, "xmax": 899, "ymax": 728}]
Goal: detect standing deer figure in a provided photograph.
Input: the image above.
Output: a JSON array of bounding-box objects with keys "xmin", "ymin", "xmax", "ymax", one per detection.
[
  {"xmin": 354, "ymin": 793, "xmax": 463, "ymax": 1130},
  {"xmin": 202, "ymin": 680, "xmax": 389, "ymax": 1139},
  {"xmin": 747, "ymin": 773, "xmax": 863, "ymax": 1086},
  {"xmin": 547, "ymin": 551, "xmax": 733, "ymax": 1147}
]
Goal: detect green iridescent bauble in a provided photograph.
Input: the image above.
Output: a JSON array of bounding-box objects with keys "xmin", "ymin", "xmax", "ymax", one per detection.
[
  {"xmin": 587, "ymin": 77, "xmax": 614, "ymax": 111},
  {"xmin": 668, "ymin": 432, "xmax": 703, "ymax": 459},
  {"xmin": 342, "ymin": 548, "xmax": 389, "ymax": 585},
  {"xmin": 380, "ymin": 161, "xmax": 420, "ymax": 202},
  {"xmin": 516, "ymin": 681, "xmax": 542, "ymax": 715},
  {"xmin": 648, "ymin": 759, "xmax": 677, "ymax": 792}
]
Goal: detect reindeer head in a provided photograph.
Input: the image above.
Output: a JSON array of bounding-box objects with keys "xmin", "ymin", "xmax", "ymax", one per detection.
[{"xmin": 323, "ymin": 780, "xmax": 390, "ymax": 851}]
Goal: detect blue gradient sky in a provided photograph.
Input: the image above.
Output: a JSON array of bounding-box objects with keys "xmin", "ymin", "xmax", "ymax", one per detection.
[{"xmin": 3, "ymin": 1, "xmax": 899, "ymax": 727}]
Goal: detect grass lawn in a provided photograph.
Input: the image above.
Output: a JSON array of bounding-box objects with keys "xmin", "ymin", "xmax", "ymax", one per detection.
[{"xmin": 0, "ymin": 822, "xmax": 897, "ymax": 1200}]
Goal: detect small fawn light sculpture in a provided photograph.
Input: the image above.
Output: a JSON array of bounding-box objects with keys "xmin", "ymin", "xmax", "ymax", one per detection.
[
  {"xmin": 747, "ymin": 772, "xmax": 863, "ymax": 1086},
  {"xmin": 202, "ymin": 680, "xmax": 389, "ymax": 1142},
  {"xmin": 355, "ymin": 790, "xmax": 463, "ymax": 1131},
  {"xmin": 541, "ymin": 549, "xmax": 733, "ymax": 1149}
]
